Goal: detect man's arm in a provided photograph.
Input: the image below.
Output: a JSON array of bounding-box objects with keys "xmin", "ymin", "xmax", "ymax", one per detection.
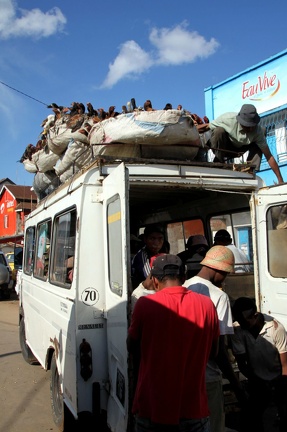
[
  {"xmin": 216, "ymin": 336, "xmax": 248, "ymax": 406},
  {"xmin": 278, "ymin": 352, "xmax": 287, "ymax": 423},
  {"xmin": 234, "ymin": 352, "xmax": 252, "ymax": 379},
  {"xmin": 127, "ymin": 334, "xmax": 141, "ymax": 397},
  {"xmin": 209, "ymin": 336, "xmax": 219, "ymax": 360},
  {"xmin": 280, "ymin": 352, "xmax": 287, "ymax": 376},
  {"xmin": 262, "ymin": 147, "xmax": 284, "ymax": 184}
]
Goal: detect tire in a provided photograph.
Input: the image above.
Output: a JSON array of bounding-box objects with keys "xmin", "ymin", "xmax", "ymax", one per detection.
[
  {"xmin": 50, "ymin": 353, "xmax": 76, "ymax": 431},
  {"xmin": 19, "ymin": 318, "xmax": 39, "ymax": 365},
  {"xmin": 50, "ymin": 352, "xmax": 65, "ymax": 430}
]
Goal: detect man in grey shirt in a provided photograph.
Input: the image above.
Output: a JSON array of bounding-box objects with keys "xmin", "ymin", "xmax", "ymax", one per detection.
[{"xmin": 208, "ymin": 104, "xmax": 283, "ymax": 184}]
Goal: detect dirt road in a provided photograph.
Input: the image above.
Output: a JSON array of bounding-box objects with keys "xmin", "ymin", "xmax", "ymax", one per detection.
[
  {"xmin": 0, "ymin": 293, "xmax": 280, "ymax": 432},
  {"xmin": 0, "ymin": 293, "xmax": 55, "ymax": 432},
  {"xmin": 0, "ymin": 293, "xmax": 107, "ymax": 432}
]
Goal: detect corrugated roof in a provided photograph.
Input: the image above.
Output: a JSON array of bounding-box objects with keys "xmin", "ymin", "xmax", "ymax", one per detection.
[{"xmin": 2, "ymin": 184, "xmax": 37, "ymax": 202}]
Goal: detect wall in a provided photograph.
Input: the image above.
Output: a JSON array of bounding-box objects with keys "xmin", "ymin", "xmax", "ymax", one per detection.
[
  {"xmin": 0, "ymin": 189, "xmax": 17, "ymax": 237},
  {"xmin": 204, "ymin": 49, "xmax": 287, "ymax": 185}
]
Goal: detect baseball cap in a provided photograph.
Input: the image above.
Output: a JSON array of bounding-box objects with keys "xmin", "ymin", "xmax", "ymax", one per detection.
[
  {"xmin": 151, "ymin": 254, "xmax": 185, "ymax": 278},
  {"xmin": 200, "ymin": 246, "xmax": 234, "ymax": 273},
  {"xmin": 150, "ymin": 253, "xmax": 166, "ymax": 267},
  {"xmin": 236, "ymin": 104, "xmax": 260, "ymax": 127}
]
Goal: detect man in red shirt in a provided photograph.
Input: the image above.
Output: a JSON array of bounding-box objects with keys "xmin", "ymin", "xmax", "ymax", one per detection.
[{"xmin": 127, "ymin": 254, "xmax": 219, "ymax": 432}]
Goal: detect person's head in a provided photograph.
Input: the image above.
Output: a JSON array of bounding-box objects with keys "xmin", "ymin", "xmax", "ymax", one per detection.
[
  {"xmin": 200, "ymin": 245, "xmax": 234, "ymax": 286},
  {"xmin": 143, "ymin": 225, "xmax": 165, "ymax": 255},
  {"xmin": 186, "ymin": 235, "xmax": 209, "ymax": 256},
  {"xmin": 213, "ymin": 229, "xmax": 232, "ymax": 246},
  {"xmin": 163, "ymin": 103, "xmax": 172, "ymax": 110},
  {"xmin": 177, "ymin": 104, "xmax": 182, "ymax": 110},
  {"xmin": 232, "ymin": 297, "xmax": 258, "ymax": 329},
  {"xmin": 150, "ymin": 254, "xmax": 185, "ymax": 290},
  {"xmin": 144, "ymin": 100, "xmax": 153, "ymax": 111},
  {"xmin": 143, "ymin": 253, "xmax": 166, "ymax": 291},
  {"xmin": 236, "ymin": 104, "xmax": 260, "ymax": 132}
]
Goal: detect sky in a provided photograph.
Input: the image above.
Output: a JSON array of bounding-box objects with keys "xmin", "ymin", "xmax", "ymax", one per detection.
[{"xmin": 0, "ymin": 0, "xmax": 287, "ymax": 186}]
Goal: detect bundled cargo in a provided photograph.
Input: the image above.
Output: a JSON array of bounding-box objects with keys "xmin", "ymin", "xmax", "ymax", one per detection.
[
  {"xmin": 20, "ymin": 101, "xmax": 207, "ymax": 200},
  {"xmin": 89, "ymin": 109, "xmax": 201, "ymax": 160},
  {"xmin": 32, "ymin": 145, "xmax": 60, "ymax": 172}
]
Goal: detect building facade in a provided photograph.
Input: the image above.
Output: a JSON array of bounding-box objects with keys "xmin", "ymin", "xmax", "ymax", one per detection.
[
  {"xmin": 204, "ymin": 49, "xmax": 287, "ymax": 185},
  {"xmin": 0, "ymin": 184, "xmax": 37, "ymax": 252}
]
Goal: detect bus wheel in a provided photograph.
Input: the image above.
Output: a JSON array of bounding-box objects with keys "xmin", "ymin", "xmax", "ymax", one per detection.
[
  {"xmin": 19, "ymin": 318, "xmax": 39, "ymax": 365},
  {"xmin": 50, "ymin": 352, "xmax": 64, "ymax": 430},
  {"xmin": 50, "ymin": 353, "xmax": 75, "ymax": 430}
]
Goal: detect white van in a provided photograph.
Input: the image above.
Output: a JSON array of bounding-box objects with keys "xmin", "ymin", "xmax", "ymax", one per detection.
[{"xmin": 18, "ymin": 158, "xmax": 287, "ymax": 430}]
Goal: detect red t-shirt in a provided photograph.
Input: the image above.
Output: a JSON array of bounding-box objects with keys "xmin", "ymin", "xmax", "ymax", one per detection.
[{"xmin": 128, "ymin": 286, "xmax": 219, "ymax": 424}]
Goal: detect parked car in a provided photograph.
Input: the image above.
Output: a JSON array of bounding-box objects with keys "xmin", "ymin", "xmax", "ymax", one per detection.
[
  {"xmin": 6, "ymin": 251, "xmax": 17, "ymax": 281},
  {"xmin": 6, "ymin": 252, "xmax": 14, "ymax": 270},
  {"xmin": 0, "ymin": 251, "xmax": 14, "ymax": 299}
]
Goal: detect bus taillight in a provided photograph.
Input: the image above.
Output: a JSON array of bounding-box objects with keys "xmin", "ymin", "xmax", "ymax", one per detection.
[{"xmin": 79, "ymin": 338, "xmax": 92, "ymax": 381}]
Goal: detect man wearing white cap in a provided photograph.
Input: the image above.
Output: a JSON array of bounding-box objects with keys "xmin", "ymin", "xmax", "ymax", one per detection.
[
  {"xmin": 184, "ymin": 246, "xmax": 247, "ymax": 432},
  {"xmin": 208, "ymin": 104, "xmax": 283, "ymax": 183}
]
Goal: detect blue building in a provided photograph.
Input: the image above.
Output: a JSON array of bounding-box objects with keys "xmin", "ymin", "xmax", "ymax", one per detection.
[{"xmin": 204, "ymin": 49, "xmax": 287, "ymax": 185}]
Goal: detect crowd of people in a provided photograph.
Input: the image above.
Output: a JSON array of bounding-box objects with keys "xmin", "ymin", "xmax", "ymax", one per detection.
[{"xmin": 128, "ymin": 225, "xmax": 287, "ymax": 432}]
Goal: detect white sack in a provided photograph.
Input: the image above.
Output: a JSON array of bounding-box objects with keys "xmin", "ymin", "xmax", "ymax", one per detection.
[
  {"xmin": 32, "ymin": 145, "xmax": 60, "ymax": 172},
  {"xmin": 89, "ymin": 110, "xmax": 200, "ymax": 146},
  {"xmin": 33, "ymin": 171, "xmax": 60, "ymax": 201},
  {"xmin": 47, "ymin": 122, "xmax": 74, "ymax": 155},
  {"xmin": 22, "ymin": 159, "xmax": 38, "ymax": 173},
  {"xmin": 54, "ymin": 140, "xmax": 94, "ymax": 176}
]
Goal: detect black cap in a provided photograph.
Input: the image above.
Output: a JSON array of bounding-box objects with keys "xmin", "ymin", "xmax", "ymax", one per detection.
[
  {"xmin": 214, "ymin": 229, "xmax": 231, "ymax": 241},
  {"xmin": 151, "ymin": 254, "xmax": 185, "ymax": 278},
  {"xmin": 144, "ymin": 224, "xmax": 164, "ymax": 237},
  {"xmin": 236, "ymin": 104, "xmax": 260, "ymax": 127},
  {"xmin": 232, "ymin": 297, "xmax": 257, "ymax": 321}
]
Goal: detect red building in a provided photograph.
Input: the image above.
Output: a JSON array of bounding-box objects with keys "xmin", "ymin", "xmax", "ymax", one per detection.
[{"xmin": 0, "ymin": 184, "xmax": 37, "ymax": 247}]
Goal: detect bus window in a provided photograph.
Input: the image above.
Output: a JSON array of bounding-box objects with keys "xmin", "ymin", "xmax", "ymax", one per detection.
[
  {"xmin": 50, "ymin": 209, "xmax": 76, "ymax": 287},
  {"xmin": 210, "ymin": 211, "xmax": 253, "ymax": 271},
  {"xmin": 34, "ymin": 220, "xmax": 51, "ymax": 280},
  {"xmin": 107, "ymin": 196, "xmax": 123, "ymax": 297},
  {"xmin": 23, "ymin": 227, "xmax": 35, "ymax": 275},
  {"xmin": 167, "ymin": 219, "xmax": 205, "ymax": 255},
  {"xmin": 267, "ymin": 204, "xmax": 287, "ymax": 277}
]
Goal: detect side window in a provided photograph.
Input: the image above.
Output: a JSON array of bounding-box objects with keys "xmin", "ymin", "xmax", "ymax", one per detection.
[
  {"xmin": 210, "ymin": 211, "xmax": 253, "ymax": 272},
  {"xmin": 107, "ymin": 196, "xmax": 123, "ymax": 296},
  {"xmin": 23, "ymin": 227, "xmax": 35, "ymax": 275},
  {"xmin": 267, "ymin": 204, "xmax": 287, "ymax": 277},
  {"xmin": 50, "ymin": 208, "xmax": 77, "ymax": 287},
  {"xmin": 34, "ymin": 220, "xmax": 51, "ymax": 280},
  {"xmin": 167, "ymin": 219, "xmax": 205, "ymax": 255}
]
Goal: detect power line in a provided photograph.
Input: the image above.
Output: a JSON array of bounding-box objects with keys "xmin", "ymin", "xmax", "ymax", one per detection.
[{"xmin": 0, "ymin": 80, "xmax": 48, "ymax": 106}]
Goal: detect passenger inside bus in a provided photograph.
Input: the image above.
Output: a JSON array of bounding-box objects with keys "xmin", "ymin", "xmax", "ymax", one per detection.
[
  {"xmin": 131, "ymin": 224, "xmax": 165, "ymax": 288},
  {"xmin": 66, "ymin": 256, "xmax": 74, "ymax": 283},
  {"xmin": 177, "ymin": 234, "xmax": 209, "ymax": 279}
]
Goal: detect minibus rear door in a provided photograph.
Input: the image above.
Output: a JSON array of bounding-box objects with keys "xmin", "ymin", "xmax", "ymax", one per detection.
[{"xmin": 103, "ymin": 163, "xmax": 130, "ymax": 432}]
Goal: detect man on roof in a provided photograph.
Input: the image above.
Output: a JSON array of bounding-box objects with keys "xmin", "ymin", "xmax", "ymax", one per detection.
[{"xmin": 207, "ymin": 104, "xmax": 284, "ymax": 184}]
